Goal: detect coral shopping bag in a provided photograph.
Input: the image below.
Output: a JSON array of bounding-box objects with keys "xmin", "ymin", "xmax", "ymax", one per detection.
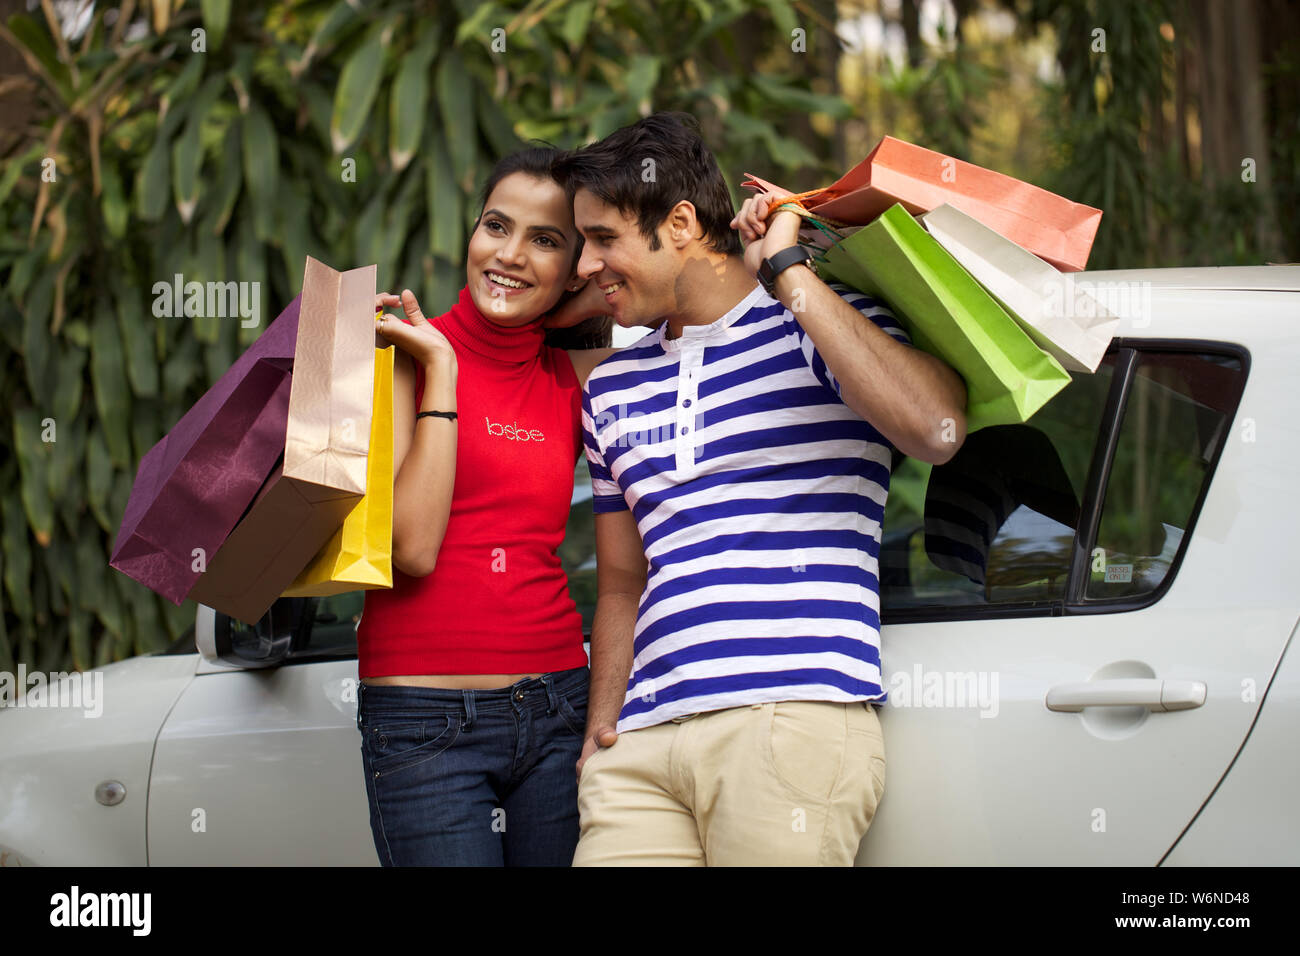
[{"xmin": 743, "ymin": 135, "xmax": 1102, "ymax": 272}]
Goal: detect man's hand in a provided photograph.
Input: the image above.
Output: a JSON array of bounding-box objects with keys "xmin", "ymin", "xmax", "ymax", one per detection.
[
  {"xmin": 576, "ymin": 726, "xmax": 619, "ymax": 783},
  {"xmin": 730, "ymin": 191, "xmax": 804, "ymax": 279}
]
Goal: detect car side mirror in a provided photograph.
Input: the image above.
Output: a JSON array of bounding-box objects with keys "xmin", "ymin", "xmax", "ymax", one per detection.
[{"xmin": 196, "ymin": 597, "xmax": 318, "ymax": 668}]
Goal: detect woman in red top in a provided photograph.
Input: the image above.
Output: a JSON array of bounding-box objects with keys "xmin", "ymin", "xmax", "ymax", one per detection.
[{"xmin": 357, "ymin": 147, "xmax": 615, "ymax": 866}]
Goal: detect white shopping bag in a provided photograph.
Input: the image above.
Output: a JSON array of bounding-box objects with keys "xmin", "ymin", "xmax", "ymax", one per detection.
[{"xmin": 920, "ymin": 204, "xmax": 1118, "ymax": 373}]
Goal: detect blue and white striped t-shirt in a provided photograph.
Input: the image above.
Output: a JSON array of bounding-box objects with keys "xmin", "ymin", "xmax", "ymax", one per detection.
[{"xmin": 582, "ymin": 281, "xmax": 913, "ymax": 732}]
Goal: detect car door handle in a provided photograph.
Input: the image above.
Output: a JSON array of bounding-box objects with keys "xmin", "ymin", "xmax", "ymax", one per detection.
[{"xmin": 1045, "ymin": 679, "xmax": 1207, "ymax": 713}]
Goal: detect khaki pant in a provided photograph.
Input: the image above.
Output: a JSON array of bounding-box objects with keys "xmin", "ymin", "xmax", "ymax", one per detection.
[{"xmin": 572, "ymin": 699, "xmax": 886, "ymax": 866}]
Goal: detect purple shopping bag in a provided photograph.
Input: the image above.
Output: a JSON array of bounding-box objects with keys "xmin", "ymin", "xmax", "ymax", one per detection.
[{"xmin": 110, "ymin": 297, "xmax": 300, "ymax": 604}]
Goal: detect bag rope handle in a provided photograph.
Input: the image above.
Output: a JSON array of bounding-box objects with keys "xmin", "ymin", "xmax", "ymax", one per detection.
[{"xmin": 768, "ymin": 201, "xmax": 852, "ymax": 262}]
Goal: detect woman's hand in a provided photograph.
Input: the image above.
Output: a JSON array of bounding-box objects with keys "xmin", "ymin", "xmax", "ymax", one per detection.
[
  {"xmin": 730, "ymin": 191, "xmax": 804, "ymax": 280},
  {"xmin": 375, "ymin": 289, "xmax": 457, "ymax": 371},
  {"xmin": 542, "ymin": 279, "xmax": 613, "ymax": 329}
]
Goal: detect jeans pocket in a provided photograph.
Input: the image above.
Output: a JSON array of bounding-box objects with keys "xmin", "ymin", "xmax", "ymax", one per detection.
[
  {"xmin": 555, "ymin": 688, "xmax": 589, "ymax": 739},
  {"xmin": 365, "ymin": 714, "xmax": 460, "ymax": 777}
]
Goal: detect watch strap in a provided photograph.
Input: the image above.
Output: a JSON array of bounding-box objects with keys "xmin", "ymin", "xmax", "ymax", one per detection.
[{"xmin": 758, "ymin": 246, "xmax": 813, "ymax": 294}]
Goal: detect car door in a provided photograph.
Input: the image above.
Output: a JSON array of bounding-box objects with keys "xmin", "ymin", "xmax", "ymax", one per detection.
[
  {"xmin": 146, "ymin": 590, "xmax": 376, "ymax": 865},
  {"xmin": 145, "ymin": 459, "xmax": 598, "ymax": 865},
  {"xmin": 857, "ymin": 333, "xmax": 1292, "ymax": 865}
]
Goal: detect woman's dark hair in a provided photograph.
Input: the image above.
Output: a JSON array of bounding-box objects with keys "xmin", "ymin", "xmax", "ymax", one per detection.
[
  {"xmin": 476, "ymin": 145, "xmax": 611, "ymax": 349},
  {"xmin": 552, "ymin": 111, "xmax": 742, "ymax": 257},
  {"xmin": 477, "ymin": 145, "xmax": 565, "ymax": 217}
]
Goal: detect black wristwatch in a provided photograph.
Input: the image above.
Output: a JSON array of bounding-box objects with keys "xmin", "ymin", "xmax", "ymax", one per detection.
[{"xmin": 758, "ymin": 245, "xmax": 815, "ymax": 296}]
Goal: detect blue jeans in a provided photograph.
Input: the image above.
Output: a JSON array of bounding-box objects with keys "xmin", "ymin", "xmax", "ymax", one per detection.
[{"xmin": 357, "ymin": 666, "xmax": 588, "ymax": 866}]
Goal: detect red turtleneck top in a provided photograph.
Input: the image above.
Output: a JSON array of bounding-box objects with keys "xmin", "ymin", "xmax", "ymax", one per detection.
[{"xmin": 356, "ymin": 286, "xmax": 588, "ymax": 676}]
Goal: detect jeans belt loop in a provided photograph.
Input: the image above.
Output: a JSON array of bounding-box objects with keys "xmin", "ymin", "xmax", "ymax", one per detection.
[
  {"xmin": 542, "ymin": 674, "xmax": 559, "ymax": 715},
  {"xmin": 355, "ymin": 680, "xmax": 364, "ymax": 731},
  {"xmin": 462, "ymin": 689, "xmax": 476, "ymax": 731}
]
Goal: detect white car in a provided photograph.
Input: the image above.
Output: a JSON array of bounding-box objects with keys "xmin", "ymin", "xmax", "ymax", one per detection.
[{"xmin": 2, "ymin": 266, "xmax": 1297, "ymax": 866}]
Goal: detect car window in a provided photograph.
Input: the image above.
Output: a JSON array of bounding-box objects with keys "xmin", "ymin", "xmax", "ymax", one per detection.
[
  {"xmin": 881, "ymin": 357, "xmax": 1115, "ymax": 617},
  {"xmin": 235, "ymin": 594, "xmax": 359, "ymax": 664},
  {"xmin": 880, "ymin": 345, "xmax": 1247, "ymax": 621},
  {"xmin": 304, "ymin": 590, "xmax": 364, "ymax": 656},
  {"xmin": 1085, "ymin": 350, "xmax": 1244, "ymax": 602}
]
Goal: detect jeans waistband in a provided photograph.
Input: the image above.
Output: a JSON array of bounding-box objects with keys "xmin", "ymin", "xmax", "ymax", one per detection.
[{"xmin": 357, "ymin": 666, "xmax": 588, "ymax": 729}]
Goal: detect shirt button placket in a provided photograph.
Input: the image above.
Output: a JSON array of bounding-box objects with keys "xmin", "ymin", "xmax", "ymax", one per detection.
[{"xmin": 676, "ymin": 347, "xmax": 701, "ymax": 475}]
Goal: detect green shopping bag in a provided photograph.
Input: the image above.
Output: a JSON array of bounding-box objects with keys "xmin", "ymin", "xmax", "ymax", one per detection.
[{"xmin": 819, "ymin": 203, "xmax": 1071, "ymax": 431}]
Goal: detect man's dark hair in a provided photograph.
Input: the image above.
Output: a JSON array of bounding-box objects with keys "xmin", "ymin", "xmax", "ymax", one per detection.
[{"xmin": 553, "ymin": 112, "xmax": 743, "ymax": 257}]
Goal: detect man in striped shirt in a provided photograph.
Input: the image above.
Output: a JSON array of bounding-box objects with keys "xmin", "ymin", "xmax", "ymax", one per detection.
[{"xmin": 556, "ymin": 114, "xmax": 967, "ymax": 865}]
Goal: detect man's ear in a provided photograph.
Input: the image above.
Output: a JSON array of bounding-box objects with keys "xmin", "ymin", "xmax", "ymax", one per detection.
[{"xmin": 667, "ymin": 200, "xmax": 699, "ymax": 248}]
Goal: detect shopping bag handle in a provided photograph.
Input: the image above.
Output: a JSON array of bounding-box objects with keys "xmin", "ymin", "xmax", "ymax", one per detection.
[
  {"xmin": 741, "ymin": 172, "xmax": 827, "ymax": 209},
  {"xmin": 773, "ymin": 201, "xmax": 852, "ymax": 263},
  {"xmin": 739, "ymin": 174, "xmax": 856, "ymax": 262}
]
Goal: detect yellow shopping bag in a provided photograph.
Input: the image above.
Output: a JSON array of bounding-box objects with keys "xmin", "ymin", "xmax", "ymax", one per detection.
[{"xmin": 282, "ymin": 345, "xmax": 395, "ymax": 595}]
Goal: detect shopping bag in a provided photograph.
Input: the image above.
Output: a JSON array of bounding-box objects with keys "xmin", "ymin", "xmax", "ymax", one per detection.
[
  {"xmin": 282, "ymin": 344, "xmax": 394, "ymax": 596},
  {"xmin": 819, "ymin": 203, "xmax": 1072, "ymax": 431},
  {"xmin": 110, "ymin": 299, "xmax": 298, "ymax": 604},
  {"xmin": 920, "ymin": 205, "xmax": 1118, "ymax": 372},
  {"xmin": 743, "ymin": 135, "xmax": 1102, "ymax": 271},
  {"xmin": 187, "ymin": 256, "xmax": 378, "ymax": 624}
]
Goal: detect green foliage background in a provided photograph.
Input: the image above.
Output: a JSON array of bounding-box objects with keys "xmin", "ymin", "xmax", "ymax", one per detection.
[
  {"xmin": 0, "ymin": 0, "xmax": 1295, "ymax": 675},
  {"xmin": 0, "ymin": 0, "xmax": 853, "ymax": 675}
]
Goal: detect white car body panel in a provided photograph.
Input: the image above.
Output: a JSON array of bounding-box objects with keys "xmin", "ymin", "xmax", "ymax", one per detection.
[
  {"xmin": 147, "ymin": 657, "xmax": 374, "ymax": 865},
  {"xmin": 0, "ymin": 655, "xmax": 198, "ymax": 866},
  {"xmin": 1164, "ymin": 619, "xmax": 1300, "ymax": 864},
  {"xmin": 858, "ymin": 606, "xmax": 1297, "ymax": 864}
]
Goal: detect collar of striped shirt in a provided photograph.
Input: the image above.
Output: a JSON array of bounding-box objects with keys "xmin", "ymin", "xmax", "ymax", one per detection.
[{"xmin": 655, "ymin": 284, "xmax": 767, "ymax": 352}]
